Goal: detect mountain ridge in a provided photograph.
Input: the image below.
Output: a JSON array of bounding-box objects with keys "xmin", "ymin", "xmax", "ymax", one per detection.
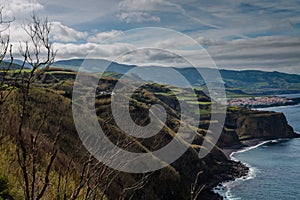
[
  {"xmin": 51, "ymin": 59, "xmax": 300, "ymax": 95},
  {"xmin": 52, "ymin": 58, "xmax": 300, "ymax": 75}
]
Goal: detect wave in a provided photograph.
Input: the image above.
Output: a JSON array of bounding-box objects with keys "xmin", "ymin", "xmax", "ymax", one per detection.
[
  {"xmin": 212, "ymin": 160, "xmax": 259, "ymax": 199},
  {"xmin": 213, "ymin": 138, "xmax": 290, "ymax": 200}
]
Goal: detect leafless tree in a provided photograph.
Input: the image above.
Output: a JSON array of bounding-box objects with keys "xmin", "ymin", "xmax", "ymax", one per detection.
[
  {"xmin": 53, "ymin": 127, "xmax": 153, "ymax": 200},
  {"xmin": 13, "ymin": 13, "xmax": 56, "ymax": 200},
  {"xmin": 190, "ymin": 170, "xmax": 205, "ymax": 200},
  {"xmin": 0, "ymin": 8, "xmax": 15, "ymax": 106},
  {"xmin": 0, "ymin": 11, "xmax": 153, "ymax": 200}
]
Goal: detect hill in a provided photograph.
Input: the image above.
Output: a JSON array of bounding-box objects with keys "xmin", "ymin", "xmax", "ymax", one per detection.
[
  {"xmin": 0, "ymin": 67, "xmax": 298, "ymax": 199},
  {"xmin": 53, "ymin": 59, "xmax": 136, "ymax": 74},
  {"xmin": 0, "ymin": 61, "xmax": 24, "ymax": 70},
  {"xmin": 52, "ymin": 59, "xmax": 300, "ymax": 95}
]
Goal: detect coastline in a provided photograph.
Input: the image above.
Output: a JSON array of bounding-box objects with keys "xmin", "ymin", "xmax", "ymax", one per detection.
[
  {"xmin": 224, "ymin": 101, "xmax": 300, "ymax": 159},
  {"xmin": 212, "ymin": 139, "xmax": 275, "ymax": 199},
  {"xmin": 222, "ymin": 138, "xmax": 265, "ymax": 159},
  {"xmin": 214, "ymin": 136, "xmax": 300, "ymax": 199},
  {"xmin": 211, "ymin": 101, "xmax": 300, "ymax": 199}
]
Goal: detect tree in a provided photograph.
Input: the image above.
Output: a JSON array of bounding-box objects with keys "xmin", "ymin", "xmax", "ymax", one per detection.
[
  {"xmin": 0, "ymin": 8, "xmax": 14, "ymax": 106},
  {"xmin": 190, "ymin": 171, "xmax": 205, "ymax": 200},
  {"xmin": 0, "ymin": 11, "xmax": 152, "ymax": 200},
  {"xmin": 14, "ymin": 13, "xmax": 56, "ymax": 200}
]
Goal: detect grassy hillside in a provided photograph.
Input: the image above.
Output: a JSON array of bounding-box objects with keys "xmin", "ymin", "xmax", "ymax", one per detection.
[
  {"xmin": 0, "ymin": 67, "xmax": 297, "ymax": 199},
  {"xmin": 0, "ymin": 69, "xmax": 241, "ymax": 199}
]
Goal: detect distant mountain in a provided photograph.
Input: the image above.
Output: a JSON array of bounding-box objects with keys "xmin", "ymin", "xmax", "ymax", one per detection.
[
  {"xmin": 1, "ymin": 59, "xmax": 33, "ymax": 70},
  {"xmin": 176, "ymin": 68, "xmax": 300, "ymax": 95},
  {"xmin": 10, "ymin": 59, "xmax": 32, "ymax": 69},
  {"xmin": 0, "ymin": 60, "xmax": 24, "ymax": 70},
  {"xmin": 52, "ymin": 59, "xmax": 300, "ymax": 95},
  {"xmin": 53, "ymin": 59, "xmax": 136, "ymax": 74}
]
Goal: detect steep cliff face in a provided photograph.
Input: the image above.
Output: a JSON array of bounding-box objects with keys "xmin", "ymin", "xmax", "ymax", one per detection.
[
  {"xmin": 236, "ymin": 111, "xmax": 296, "ymax": 139},
  {"xmin": 218, "ymin": 108, "xmax": 298, "ymax": 148}
]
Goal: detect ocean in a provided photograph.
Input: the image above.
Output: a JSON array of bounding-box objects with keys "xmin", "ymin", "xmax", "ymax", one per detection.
[{"xmin": 216, "ymin": 95, "xmax": 300, "ymax": 200}]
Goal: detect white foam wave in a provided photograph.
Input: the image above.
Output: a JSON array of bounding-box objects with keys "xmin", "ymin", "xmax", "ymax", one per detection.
[
  {"xmin": 213, "ymin": 139, "xmax": 287, "ymax": 200},
  {"xmin": 230, "ymin": 141, "xmax": 270, "ymax": 159}
]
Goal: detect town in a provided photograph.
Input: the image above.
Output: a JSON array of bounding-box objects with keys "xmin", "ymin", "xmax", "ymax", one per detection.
[{"xmin": 228, "ymin": 96, "xmax": 294, "ymax": 108}]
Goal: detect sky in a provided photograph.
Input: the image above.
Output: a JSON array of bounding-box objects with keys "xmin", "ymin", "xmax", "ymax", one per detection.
[{"xmin": 1, "ymin": 0, "xmax": 300, "ymax": 74}]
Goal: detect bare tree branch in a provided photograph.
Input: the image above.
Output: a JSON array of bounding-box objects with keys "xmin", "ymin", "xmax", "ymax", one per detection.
[{"xmin": 190, "ymin": 170, "xmax": 205, "ymax": 200}]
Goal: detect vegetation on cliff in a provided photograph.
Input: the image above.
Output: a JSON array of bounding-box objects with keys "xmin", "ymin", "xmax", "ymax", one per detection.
[{"xmin": 2, "ymin": 66, "xmax": 297, "ymax": 199}]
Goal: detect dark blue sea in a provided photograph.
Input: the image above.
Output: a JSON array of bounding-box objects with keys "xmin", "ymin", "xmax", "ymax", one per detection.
[{"xmin": 215, "ymin": 95, "xmax": 300, "ymax": 200}]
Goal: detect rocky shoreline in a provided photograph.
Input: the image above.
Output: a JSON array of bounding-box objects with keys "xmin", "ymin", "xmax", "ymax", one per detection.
[
  {"xmin": 211, "ymin": 134, "xmax": 300, "ymax": 199},
  {"xmin": 205, "ymin": 139, "xmax": 264, "ymax": 199},
  {"xmin": 205, "ymin": 160, "xmax": 249, "ymax": 200},
  {"xmin": 211, "ymin": 100, "xmax": 300, "ymax": 199}
]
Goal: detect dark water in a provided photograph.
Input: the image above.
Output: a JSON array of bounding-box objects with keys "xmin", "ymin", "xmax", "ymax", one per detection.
[{"xmin": 215, "ymin": 102, "xmax": 300, "ymax": 199}]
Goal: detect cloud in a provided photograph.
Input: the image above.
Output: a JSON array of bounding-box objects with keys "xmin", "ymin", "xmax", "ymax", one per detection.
[
  {"xmin": 1, "ymin": 0, "xmax": 300, "ymax": 74},
  {"xmin": 151, "ymin": 34, "xmax": 225, "ymax": 49},
  {"xmin": 115, "ymin": 48, "xmax": 188, "ymax": 67},
  {"xmin": 117, "ymin": 0, "xmax": 164, "ymax": 23},
  {"xmin": 87, "ymin": 30, "xmax": 123, "ymax": 43},
  {"xmin": 117, "ymin": 0, "xmax": 183, "ymax": 23},
  {"xmin": 207, "ymin": 36, "xmax": 300, "ymax": 73},
  {"xmin": 198, "ymin": 0, "xmax": 300, "ymax": 39},
  {"xmin": 117, "ymin": 12, "xmax": 160, "ymax": 23},
  {"xmin": 53, "ymin": 29, "xmax": 300, "ymax": 74},
  {"xmin": 37, "ymin": 0, "xmax": 120, "ymax": 26},
  {"xmin": 116, "ymin": 0, "xmax": 221, "ymax": 29},
  {"xmin": 6, "ymin": 24, "xmax": 29, "ymax": 42},
  {"xmin": 2, "ymin": 18, "xmax": 89, "ymax": 45},
  {"xmin": 50, "ymin": 22, "xmax": 88, "ymax": 42},
  {"xmin": 1, "ymin": 0, "xmax": 43, "ymax": 18},
  {"xmin": 53, "ymin": 42, "xmax": 136, "ymax": 60},
  {"xmin": 208, "ymin": 36, "xmax": 300, "ymax": 59},
  {"xmin": 118, "ymin": 0, "xmax": 165, "ymax": 11}
]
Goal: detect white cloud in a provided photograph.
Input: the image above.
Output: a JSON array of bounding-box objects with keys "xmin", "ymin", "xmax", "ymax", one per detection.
[
  {"xmin": 118, "ymin": 0, "xmax": 164, "ymax": 11},
  {"xmin": 115, "ymin": 48, "xmax": 188, "ymax": 67},
  {"xmin": 1, "ymin": 0, "xmax": 43, "ymax": 18},
  {"xmin": 53, "ymin": 42, "xmax": 136, "ymax": 60},
  {"xmin": 50, "ymin": 22, "xmax": 88, "ymax": 42},
  {"xmin": 195, "ymin": 36, "xmax": 226, "ymax": 46},
  {"xmin": 2, "ymin": 19, "xmax": 88, "ymax": 45},
  {"xmin": 52, "ymin": 29, "xmax": 300, "ymax": 74},
  {"xmin": 87, "ymin": 30, "xmax": 123, "ymax": 43},
  {"xmin": 7, "ymin": 24, "xmax": 29, "ymax": 42},
  {"xmin": 1, "ymin": 0, "xmax": 300, "ymax": 74},
  {"xmin": 117, "ymin": 12, "xmax": 160, "ymax": 23}
]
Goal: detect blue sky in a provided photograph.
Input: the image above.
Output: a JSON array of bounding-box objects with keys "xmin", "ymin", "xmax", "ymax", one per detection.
[{"xmin": 1, "ymin": 0, "xmax": 300, "ymax": 74}]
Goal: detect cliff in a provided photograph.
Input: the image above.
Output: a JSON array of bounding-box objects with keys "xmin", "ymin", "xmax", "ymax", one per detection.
[{"xmin": 218, "ymin": 107, "xmax": 298, "ymax": 148}]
